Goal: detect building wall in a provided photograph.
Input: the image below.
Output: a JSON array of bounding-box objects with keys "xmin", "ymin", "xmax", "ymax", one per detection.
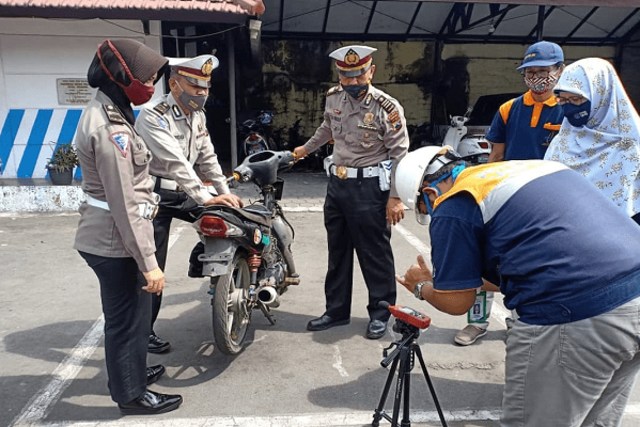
[
  {"xmin": 255, "ymin": 40, "xmax": 623, "ymax": 152},
  {"xmin": 0, "ymin": 18, "xmax": 162, "ymax": 179}
]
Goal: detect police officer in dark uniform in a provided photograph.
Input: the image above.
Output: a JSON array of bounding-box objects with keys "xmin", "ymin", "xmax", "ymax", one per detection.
[
  {"xmin": 136, "ymin": 55, "xmax": 243, "ymax": 353},
  {"xmin": 75, "ymin": 39, "xmax": 182, "ymax": 415},
  {"xmin": 293, "ymin": 45, "xmax": 409, "ymax": 339}
]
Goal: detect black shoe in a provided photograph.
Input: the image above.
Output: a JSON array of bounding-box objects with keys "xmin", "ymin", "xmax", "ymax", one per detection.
[
  {"xmin": 306, "ymin": 314, "xmax": 350, "ymax": 331},
  {"xmin": 118, "ymin": 389, "xmax": 182, "ymax": 415},
  {"xmin": 148, "ymin": 334, "xmax": 171, "ymax": 354},
  {"xmin": 366, "ymin": 319, "xmax": 387, "ymax": 340},
  {"xmin": 146, "ymin": 364, "xmax": 165, "ymax": 385}
]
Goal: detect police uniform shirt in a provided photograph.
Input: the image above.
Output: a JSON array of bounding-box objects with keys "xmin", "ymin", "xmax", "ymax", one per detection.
[
  {"xmin": 74, "ymin": 91, "xmax": 158, "ymax": 272},
  {"xmin": 303, "ymin": 85, "xmax": 409, "ymax": 196},
  {"xmin": 135, "ymin": 93, "xmax": 230, "ymax": 205}
]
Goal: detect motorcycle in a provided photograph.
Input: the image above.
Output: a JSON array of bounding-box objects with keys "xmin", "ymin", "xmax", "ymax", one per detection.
[
  {"xmin": 441, "ymin": 108, "xmax": 490, "ymax": 165},
  {"xmin": 239, "ymin": 111, "xmax": 276, "ymax": 159},
  {"xmin": 192, "ymin": 150, "xmax": 299, "ymax": 355}
]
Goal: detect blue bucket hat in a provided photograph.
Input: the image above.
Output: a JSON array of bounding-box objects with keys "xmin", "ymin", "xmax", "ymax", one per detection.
[{"xmin": 517, "ymin": 41, "xmax": 564, "ymax": 70}]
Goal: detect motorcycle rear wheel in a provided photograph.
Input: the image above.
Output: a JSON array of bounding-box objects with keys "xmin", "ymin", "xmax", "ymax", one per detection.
[{"xmin": 212, "ymin": 254, "xmax": 251, "ymax": 355}]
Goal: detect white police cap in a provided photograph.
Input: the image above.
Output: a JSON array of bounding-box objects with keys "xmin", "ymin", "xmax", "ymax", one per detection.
[
  {"xmin": 168, "ymin": 54, "xmax": 219, "ymax": 88},
  {"xmin": 329, "ymin": 45, "xmax": 377, "ymax": 77}
]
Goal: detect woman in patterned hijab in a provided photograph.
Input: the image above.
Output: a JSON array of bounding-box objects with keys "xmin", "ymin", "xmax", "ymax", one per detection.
[{"xmin": 544, "ymin": 57, "xmax": 640, "ymax": 224}]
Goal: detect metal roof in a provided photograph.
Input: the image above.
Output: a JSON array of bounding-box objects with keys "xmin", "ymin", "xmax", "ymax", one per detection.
[
  {"xmin": 0, "ymin": 0, "xmax": 265, "ymax": 22},
  {"xmin": 260, "ymin": 1, "xmax": 640, "ymax": 46}
]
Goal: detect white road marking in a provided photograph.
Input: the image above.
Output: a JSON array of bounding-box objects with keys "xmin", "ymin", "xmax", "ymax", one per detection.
[
  {"xmin": 11, "ymin": 316, "xmax": 105, "ymax": 426},
  {"xmin": 9, "ymin": 224, "xmax": 188, "ymax": 427},
  {"xmin": 394, "ymin": 223, "xmax": 431, "ymax": 263},
  {"xmin": 332, "ymin": 345, "xmax": 349, "ymax": 378}
]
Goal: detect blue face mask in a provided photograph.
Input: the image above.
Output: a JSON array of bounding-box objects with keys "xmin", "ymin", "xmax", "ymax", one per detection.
[
  {"xmin": 563, "ymin": 101, "xmax": 591, "ymax": 127},
  {"xmin": 342, "ymin": 84, "xmax": 368, "ymax": 99}
]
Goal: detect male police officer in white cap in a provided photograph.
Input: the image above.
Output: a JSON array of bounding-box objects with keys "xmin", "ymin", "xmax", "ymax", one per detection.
[
  {"xmin": 293, "ymin": 45, "xmax": 409, "ymax": 339},
  {"xmin": 136, "ymin": 54, "xmax": 243, "ymax": 353}
]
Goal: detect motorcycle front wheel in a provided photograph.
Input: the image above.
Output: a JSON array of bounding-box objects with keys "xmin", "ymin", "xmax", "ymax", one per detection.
[{"xmin": 212, "ymin": 253, "xmax": 251, "ymax": 355}]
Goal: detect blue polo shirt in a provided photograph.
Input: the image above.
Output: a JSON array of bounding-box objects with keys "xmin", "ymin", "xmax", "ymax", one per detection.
[
  {"xmin": 429, "ymin": 164, "xmax": 640, "ymax": 325},
  {"xmin": 486, "ymin": 91, "xmax": 564, "ymax": 160}
]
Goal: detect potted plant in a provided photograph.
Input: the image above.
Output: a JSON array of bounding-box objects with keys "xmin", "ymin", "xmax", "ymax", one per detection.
[{"xmin": 46, "ymin": 143, "xmax": 79, "ymax": 185}]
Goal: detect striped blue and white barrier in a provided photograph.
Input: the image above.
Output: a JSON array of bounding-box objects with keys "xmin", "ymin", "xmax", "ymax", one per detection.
[
  {"xmin": 0, "ymin": 109, "xmax": 83, "ymax": 180},
  {"xmin": 0, "ymin": 108, "xmax": 143, "ymax": 180}
]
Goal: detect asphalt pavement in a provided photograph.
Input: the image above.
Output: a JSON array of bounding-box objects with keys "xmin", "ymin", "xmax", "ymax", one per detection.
[{"xmin": 1, "ymin": 172, "xmax": 639, "ymax": 427}]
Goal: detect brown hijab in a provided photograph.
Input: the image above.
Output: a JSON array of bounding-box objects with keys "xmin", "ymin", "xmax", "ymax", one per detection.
[{"xmin": 87, "ymin": 39, "xmax": 167, "ymax": 124}]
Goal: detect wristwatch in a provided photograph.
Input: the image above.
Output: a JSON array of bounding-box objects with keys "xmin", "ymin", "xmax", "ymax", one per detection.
[
  {"xmin": 414, "ymin": 282, "xmax": 424, "ymax": 300},
  {"xmin": 413, "ymin": 280, "xmax": 432, "ymax": 300}
]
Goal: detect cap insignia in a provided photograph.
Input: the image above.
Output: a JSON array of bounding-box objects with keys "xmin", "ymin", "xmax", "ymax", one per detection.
[
  {"xmin": 344, "ymin": 49, "xmax": 360, "ymax": 65},
  {"xmin": 202, "ymin": 59, "xmax": 214, "ymax": 77}
]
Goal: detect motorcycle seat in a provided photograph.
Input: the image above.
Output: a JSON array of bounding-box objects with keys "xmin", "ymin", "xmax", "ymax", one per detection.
[{"xmin": 204, "ymin": 205, "xmax": 271, "ymax": 227}]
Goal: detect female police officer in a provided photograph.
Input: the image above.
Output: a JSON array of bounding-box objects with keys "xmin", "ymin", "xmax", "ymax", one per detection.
[{"xmin": 74, "ymin": 39, "xmax": 182, "ymax": 415}]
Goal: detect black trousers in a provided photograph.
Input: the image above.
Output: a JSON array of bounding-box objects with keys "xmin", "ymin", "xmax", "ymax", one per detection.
[
  {"xmin": 323, "ymin": 175, "xmax": 396, "ymax": 322},
  {"xmin": 78, "ymin": 251, "xmax": 149, "ymax": 404},
  {"xmin": 151, "ymin": 188, "xmax": 203, "ymax": 332}
]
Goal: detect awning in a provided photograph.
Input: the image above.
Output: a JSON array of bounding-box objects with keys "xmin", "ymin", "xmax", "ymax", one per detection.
[
  {"xmin": 0, "ymin": 0, "xmax": 265, "ymax": 22},
  {"xmin": 260, "ymin": 0, "xmax": 640, "ymax": 46}
]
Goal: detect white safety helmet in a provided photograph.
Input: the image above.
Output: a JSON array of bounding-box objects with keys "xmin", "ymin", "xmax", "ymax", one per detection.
[{"xmin": 395, "ymin": 145, "xmax": 461, "ymax": 224}]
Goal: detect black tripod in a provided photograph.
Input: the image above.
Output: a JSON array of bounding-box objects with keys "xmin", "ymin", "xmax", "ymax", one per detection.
[{"xmin": 372, "ymin": 318, "xmax": 448, "ymax": 427}]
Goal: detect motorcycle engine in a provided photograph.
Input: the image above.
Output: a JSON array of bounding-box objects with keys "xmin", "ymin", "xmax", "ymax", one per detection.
[{"xmin": 260, "ymin": 238, "xmax": 287, "ymax": 285}]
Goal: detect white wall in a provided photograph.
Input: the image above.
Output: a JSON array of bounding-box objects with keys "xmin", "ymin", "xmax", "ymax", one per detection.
[
  {"xmin": 0, "ymin": 18, "xmax": 164, "ymax": 179},
  {"xmin": 0, "ymin": 18, "xmax": 163, "ymax": 110}
]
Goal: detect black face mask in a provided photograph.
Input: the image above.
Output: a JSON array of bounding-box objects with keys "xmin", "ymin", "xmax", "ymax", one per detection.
[
  {"xmin": 342, "ymin": 84, "xmax": 368, "ymax": 99},
  {"xmin": 563, "ymin": 101, "xmax": 591, "ymax": 127}
]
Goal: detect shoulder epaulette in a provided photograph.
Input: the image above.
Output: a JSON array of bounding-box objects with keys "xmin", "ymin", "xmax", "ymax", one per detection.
[
  {"xmin": 327, "ymin": 85, "xmax": 343, "ymax": 96},
  {"xmin": 153, "ymin": 102, "xmax": 171, "ymax": 115},
  {"xmin": 376, "ymin": 95, "xmax": 396, "ymax": 114},
  {"xmin": 103, "ymin": 104, "xmax": 126, "ymax": 124}
]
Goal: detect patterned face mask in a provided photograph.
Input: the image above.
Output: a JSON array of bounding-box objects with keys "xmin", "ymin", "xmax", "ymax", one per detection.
[
  {"xmin": 524, "ymin": 73, "xmax": 559, "ymax": 95},
  {"xmin": 174, "ymin": 80, "xmax": 207, "ymax": 113}
]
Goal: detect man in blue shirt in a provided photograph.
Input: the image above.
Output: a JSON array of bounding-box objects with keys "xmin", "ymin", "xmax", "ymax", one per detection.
[
  {"xmin": 394, "ymin": 146, "xmax": 640, "ymax": 426},
  {"xmin": 456, "ymin": 41, "xmax": 566, "ymax": 346}
]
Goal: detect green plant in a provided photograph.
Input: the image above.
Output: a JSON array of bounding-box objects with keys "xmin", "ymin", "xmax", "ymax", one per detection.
[{"xmin": 46, "ymin": 143, "xmax": 79, "ymax": 173}]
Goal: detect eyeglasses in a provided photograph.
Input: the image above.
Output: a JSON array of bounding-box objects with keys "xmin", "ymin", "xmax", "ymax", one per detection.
[
  {"xmin": 555, "ymin": 95, "xmax": 586, "ymax": 106},
  {"xmin": 522, "ymin": 68, "xmax": 556, "ymax": 79}
]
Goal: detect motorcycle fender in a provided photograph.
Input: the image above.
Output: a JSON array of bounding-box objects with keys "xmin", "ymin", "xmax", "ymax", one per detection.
[{"xmin": 199, "ymin": 239, "xmax": 237, "ymax": 277}]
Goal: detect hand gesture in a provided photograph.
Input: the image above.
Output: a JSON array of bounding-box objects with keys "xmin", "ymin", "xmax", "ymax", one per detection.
[{"xmin": 395, "ymin": 254, "xmax": 432, "ymax": 294}]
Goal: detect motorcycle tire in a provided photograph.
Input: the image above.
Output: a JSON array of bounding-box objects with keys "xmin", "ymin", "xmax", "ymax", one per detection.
[{"xmin": 212, "ymin": 253, "xmax": 251, "ymax": 355}]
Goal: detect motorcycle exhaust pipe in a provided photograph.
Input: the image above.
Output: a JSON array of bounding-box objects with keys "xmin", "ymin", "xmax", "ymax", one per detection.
[{"xmin": 257, "ymin": 285, "xmax": 280, "ymax": 308}]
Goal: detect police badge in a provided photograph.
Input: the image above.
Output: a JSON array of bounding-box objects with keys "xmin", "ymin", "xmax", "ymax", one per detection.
[{"xmin": 364, "ymin": 112, "xmax": 374, "ymax": 125}]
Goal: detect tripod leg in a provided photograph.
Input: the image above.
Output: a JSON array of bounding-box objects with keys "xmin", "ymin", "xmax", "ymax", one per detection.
[
  {"xmin": 392, "ymin": 346, "xmax": 411, "ymax": 427},
  {"xmin": 372, "ymin": 355, "xmax": 400, "ymax": 426},
  {"xmin": 414, "ymin": 345, "xmax": 448, "ymax": 427},
  {"xmin": 401, "ymin": 353, "xmax": 412, "ymax": 427}
]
